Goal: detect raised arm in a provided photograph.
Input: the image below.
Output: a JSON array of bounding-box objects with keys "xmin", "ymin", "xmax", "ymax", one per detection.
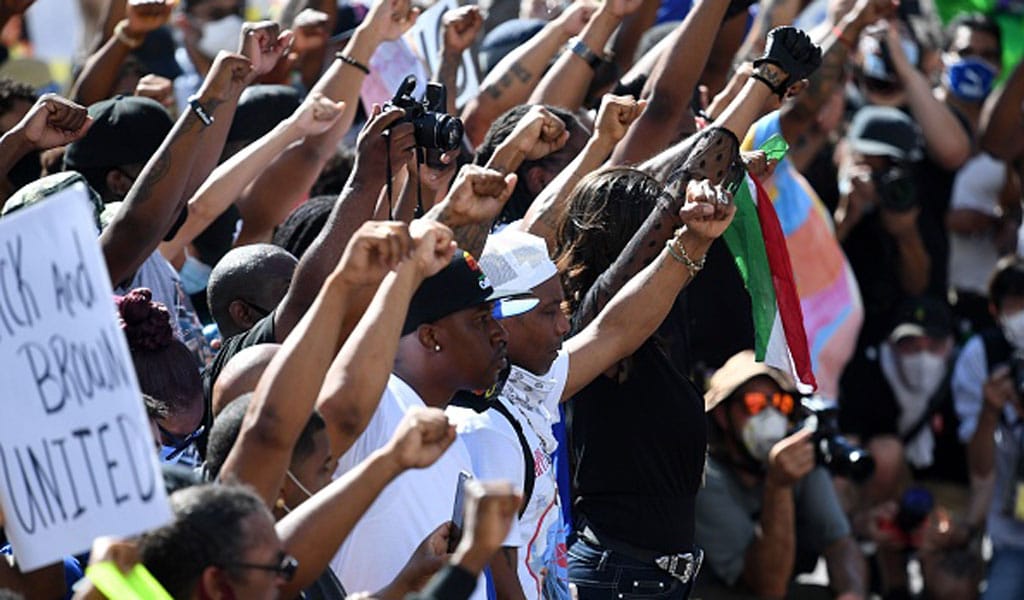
[
  {"xmin": 305, "ymin": 0, "xmax": 414, "ymax": 157},
  {"xmin": 779, "ymin": 0, "xmax": 894, "ymax": 142},
  {"xmin": 530, "ymin": 0, "xmax": 643, "ymax": 111},
  {"xmin": 277, "ymin": 406, "xmax": 457, "ymax": 597},
  {"xmin": 218, "ymin": 220, "xmax": 421, "ymax": 505},
  {"xmin": 573, "ymin": 126, "xmax": 741, "ymax": 331},
  {"xmin": 99, "ymin": 52, "xmax": 252, "ymax": 287},
  {"xmin": 642, "ymin": 26, "xmax": 821, "ymax": 182},
  {"xmin": 980, "ymin": 58, "xmax": 1024, "ymax": 161},
  {"xmin": 315, "ymin": 220, "xmax": 456, "ymax": 459},
  {"xmin": 0, "ymin": 95, "xmax": 91, "ymax": 183},
  {"xmin": 177, "ymin": 21, "xmax": 296, "ymax": 207},
  {"xmin": 523, "ymin": 94, "xmax": 645, "ymax": 250},
  {"xmin": 70, "ymin": 0, "xmax": 172, "ymax": 105},
  {"xmin": 272, "ymin": 106, "xmax": 416, "ymax": 341},
  {"xmin": 460, "ymin": 0, "xmax": 597, "ymax": 146},
  {"xmin": 423, "ymin": 164, "xmax": 516, "ymax": 257},
  {"xmin": 159, "ymin": 94, "xmax": 344, "ymax": 261},
  {"xmin": 610, "ymin": 0, "xmax": 729, "ymax": 165},
  {"xmin": 884, "ymin": 20, "xmax": 970, "ymax": 170},
  {"xmin": 436, "ymin": 6, "xmax": 484, "ymax": 117},
  {"xmin": 562, "ymin": 179, "xmax": 735, "ymax": 399}
]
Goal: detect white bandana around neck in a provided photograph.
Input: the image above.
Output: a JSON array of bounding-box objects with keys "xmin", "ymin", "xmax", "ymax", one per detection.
[
  {"xmin": 879, "ymin": 343, "xmax": 942, "ymax": 468},
  {"xmin": 501, "ymin": 365, "xmax": 559, "ymax": 454}
]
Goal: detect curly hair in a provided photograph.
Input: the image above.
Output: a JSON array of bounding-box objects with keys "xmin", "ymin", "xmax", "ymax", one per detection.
[
  {"xmin": 116, "ymin": 288, "xmax": 202, "ymax": 416},
  {"xmin": 553, "ymin": 167, "xmax": 665, "ymax": 315}
]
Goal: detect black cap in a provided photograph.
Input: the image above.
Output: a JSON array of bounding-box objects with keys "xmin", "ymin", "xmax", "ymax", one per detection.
[
  {"xmin": 228, "ymin": 85, "xmax": 302, "ymax": 143},
  {"xmin": 847, "ymin": 106, "xmax": 922, "ymax": 162},
  {"xmin": 890, "ymin": 296, "xmax": 953, "ymax": 341},
  {"xmin": 64, "ymin": 96, "xmax": 173, "ymax": 170},
  {"xmin": 402, "ymin": 249, "xmax": 538, "ymax": 336}
]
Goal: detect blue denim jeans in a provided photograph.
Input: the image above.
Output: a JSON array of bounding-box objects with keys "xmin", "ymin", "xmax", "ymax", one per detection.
[
  {"xmin": 983, "ymin": 546, "xmax": 1024, "ymax": 600},
  {"xmin": 567, "ymin": 537, "xmax": 696, "ymax": 599}
]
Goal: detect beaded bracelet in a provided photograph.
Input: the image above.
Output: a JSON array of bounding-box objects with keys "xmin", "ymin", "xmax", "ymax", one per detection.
[
  {"xmin": 665, "ymin": 237, "xmax": 705, "ymax": 277},
  {"xmin": 335, "ymin": 52, "xmax": 370, "ymax": 75}
]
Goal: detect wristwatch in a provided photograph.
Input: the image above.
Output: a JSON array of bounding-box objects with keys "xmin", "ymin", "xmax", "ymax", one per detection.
[{"xmin": 568, "ymin": 37, "xmax": 604, "ymax": 71}]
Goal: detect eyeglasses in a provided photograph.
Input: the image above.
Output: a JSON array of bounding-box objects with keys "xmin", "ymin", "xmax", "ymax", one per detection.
[
  {"xmin": 743, "ymin": 391, "xmax": 796, "ymax": 416},
  {"xmin": 158, "ymin": 423, "xmax": 205, "ymax": 461},
  {"xmin": 222, "ymin": 552, "xmax": 299, "ymax": 582}
]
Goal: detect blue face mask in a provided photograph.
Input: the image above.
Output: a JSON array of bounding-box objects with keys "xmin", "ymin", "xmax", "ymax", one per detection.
[
  {"xmin": 179, "ymin": 254, "xmax": 212, "ymax": 295},
  {"xmin": 944, "ymin": 57, "xmax": 998, "ymax": 102}
]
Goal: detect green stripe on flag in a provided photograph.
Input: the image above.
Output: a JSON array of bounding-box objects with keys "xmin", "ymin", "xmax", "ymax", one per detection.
[{"xmin": 722, "ymin": 178, "xmax": 776, "ymax": 361}]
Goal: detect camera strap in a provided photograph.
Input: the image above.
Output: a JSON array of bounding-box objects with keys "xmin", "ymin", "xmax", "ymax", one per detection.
[{"xmin": 383, "ymin": 137, "xmax": 424, "ymax": 221}]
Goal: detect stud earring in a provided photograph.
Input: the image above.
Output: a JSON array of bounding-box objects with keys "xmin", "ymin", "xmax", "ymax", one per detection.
[
  {"xmin": 275, "ymin": 497, "xmax": 286, "ymax": 511},
  {"xmin": 434, "ymin": 344, "xmax": 442, "ymax": 352}
]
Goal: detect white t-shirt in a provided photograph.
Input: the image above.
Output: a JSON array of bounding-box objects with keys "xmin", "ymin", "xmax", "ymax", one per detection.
[
  {"xmin": 447, "ymin": 351, "xmax": 572, "ymax": 600},
  {"xmin": 329, "ymin": 375, "xmax": 484, "ymax": 600},
  {"xmin": 948, "ymin": 153, "xmax": 1006, "ymax": 294}
]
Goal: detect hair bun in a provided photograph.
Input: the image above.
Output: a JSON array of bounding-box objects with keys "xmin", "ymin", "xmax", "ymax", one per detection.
[{"xmin": 117, "ymin": 288, "xmax": 174, "ymax": 352}]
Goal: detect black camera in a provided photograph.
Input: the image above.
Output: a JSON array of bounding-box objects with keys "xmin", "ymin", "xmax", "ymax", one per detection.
[
  {"xmin": 385, "ymin": 75, "xmax": 464, "ymax": 167},
  {"xmin": 797, "ymin": 397, "xmax": 875, "ymax": 482},
  {"xmin": 1010, "ymin": 350, "xmax": 1024, "ymax": 395},
  {"xmin": 874, "ymin": 165, "xmax": 917, "ymax": 212}
]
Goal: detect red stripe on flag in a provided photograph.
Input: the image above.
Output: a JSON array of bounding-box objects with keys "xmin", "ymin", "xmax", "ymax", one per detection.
[{"xmin": 749, "ymin": 175, "xmax": 817, "ymax": 390}]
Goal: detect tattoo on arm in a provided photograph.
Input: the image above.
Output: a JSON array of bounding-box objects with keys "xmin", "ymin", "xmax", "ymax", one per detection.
[{"xmin": 483, "ymin": 61, "xmax": 532, "ymax": 101}]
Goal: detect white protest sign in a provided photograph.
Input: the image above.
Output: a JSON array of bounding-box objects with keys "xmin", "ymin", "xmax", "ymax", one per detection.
[
  {"xmin": 0, "ymin": 186, "xmax": 171, "ymax": 571},
  {"xmin": 407, "ymin": 0, "xmax": 480, "ymax": 108},
  {"xmin": 361, "ymin": 38, "xmax": 431, "ymax": 112}
]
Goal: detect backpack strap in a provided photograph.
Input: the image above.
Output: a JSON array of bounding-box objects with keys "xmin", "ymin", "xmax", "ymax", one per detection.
[
  {"xmin": 980, "ymin": 327, "xmax": 1012, "ymax": 373},
  {"xmin": 490, "ymin": 401, "xmax": 536, "ymax": 519}
]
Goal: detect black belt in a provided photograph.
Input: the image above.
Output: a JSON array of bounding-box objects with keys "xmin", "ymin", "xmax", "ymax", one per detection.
[{"xmin": 580, "ymin": 525, "xmax": 703, "ymax": 584}]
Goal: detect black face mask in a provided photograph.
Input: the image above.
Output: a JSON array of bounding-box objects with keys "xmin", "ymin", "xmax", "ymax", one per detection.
[{"xmin": 7, "ymin": 149, "xmax": 41, "ymax": 190}]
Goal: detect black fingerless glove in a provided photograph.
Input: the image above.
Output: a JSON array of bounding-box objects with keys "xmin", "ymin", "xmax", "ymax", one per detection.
[{"xmin": 753, "ymin": 26, "xmax": 823, "ymax": 95}]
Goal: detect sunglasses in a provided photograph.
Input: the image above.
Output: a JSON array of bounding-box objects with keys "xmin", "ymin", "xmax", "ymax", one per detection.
[
  {"xmin": 743, "ymin": 391, "xmax": 796, "ymax": 416},
  {"xmin": 223, "ymin": 551, "xmax": 299, "ymax": 582},
  {"xmin": 158, "ymin": 423, "xmax": 205, "ymax": 461}
]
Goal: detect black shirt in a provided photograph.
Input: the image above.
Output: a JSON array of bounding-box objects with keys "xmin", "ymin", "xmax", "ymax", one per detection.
[
  {"xmin": 565, "ymin": 337, "xmax": 707, "ymax": 553},
  {"xmin": 202, "ymin": 311, "xmax": 277, "ymax": 400}
]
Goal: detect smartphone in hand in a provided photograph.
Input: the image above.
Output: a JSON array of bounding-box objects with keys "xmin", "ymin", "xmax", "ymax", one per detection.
[{"xmin": 447, "ymin": 471, "xmax": 473, "ymax": 553}]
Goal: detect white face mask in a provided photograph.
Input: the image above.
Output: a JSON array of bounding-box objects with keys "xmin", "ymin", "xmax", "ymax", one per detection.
[
  {"xmin": 1002, "ymin": 310, "xmax": 1024, "ymax": 351},
  {"xmin": 740, "ymin": 408, "xmax": 789, "ymax": 463},
  {"xmin": 897, "ymin": 351, "xmax": 948, "ymax": 393},
  {"xmin": 199, "ymin": 14, "xmax": 244, "ymax": 58}
]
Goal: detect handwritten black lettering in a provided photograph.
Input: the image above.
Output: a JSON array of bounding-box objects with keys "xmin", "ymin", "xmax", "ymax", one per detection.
[
  {"xmin": 116, "ymin": 415, "xmax": 157, "ymax": 502},
  {"xmin": 97, "ymin": 423, "xmax": 129, "ymax": 506},
  {"xmin": 52, "ymin": 230, "xmax": 97, "ymax": 319},
  {"xmin": 0, "ymin": 236, "xmax": 40, "ymax": 338}
]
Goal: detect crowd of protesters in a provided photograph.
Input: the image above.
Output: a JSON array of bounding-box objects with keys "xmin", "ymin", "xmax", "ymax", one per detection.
[{"xmin": 1, "ymin": 0, "xmax": 1024, "ymax": 597}]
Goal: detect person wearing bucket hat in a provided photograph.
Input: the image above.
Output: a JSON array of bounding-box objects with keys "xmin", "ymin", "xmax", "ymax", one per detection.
[
  {"xmin": 326, "ymin": 242, "xmax": 537, "ymax": 600},
  {"xmin": 695, "ymin": 350, "xmax": 866, "ymax": 599}
]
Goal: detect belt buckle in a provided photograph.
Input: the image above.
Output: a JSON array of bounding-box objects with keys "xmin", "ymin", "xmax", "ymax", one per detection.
[{"xmin": 654, "ymin": 548, "xmax": 703, "ymax": 583}]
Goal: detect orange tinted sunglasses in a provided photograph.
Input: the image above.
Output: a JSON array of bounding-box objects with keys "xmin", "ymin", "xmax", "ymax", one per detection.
[{"xmin": 743, "ymin": 392, "xmax": 796, "ymax": 416}]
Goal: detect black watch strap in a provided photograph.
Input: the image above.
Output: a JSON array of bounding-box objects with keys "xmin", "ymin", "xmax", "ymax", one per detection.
[{"xmin": 187, "ymin": 95, "xmax": 215, "ymax": 127}]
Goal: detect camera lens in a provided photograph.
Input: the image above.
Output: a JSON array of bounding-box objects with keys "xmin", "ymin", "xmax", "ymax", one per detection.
[{"xmin": 436, "ymin": 115, "xmax": 464, "ymax": 152}]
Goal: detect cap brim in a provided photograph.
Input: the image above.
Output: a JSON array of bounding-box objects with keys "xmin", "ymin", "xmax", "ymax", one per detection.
[
  {"xmin": 889, "ymin": 323, "xmax": 927, "ymax": 342},
  {"xmin": 489, "ymin": 292, "xmax": 539, "ymax": 319},
  {"xmin": 848, "ymin": 138, "xmax": 907, "ymax": 160}
]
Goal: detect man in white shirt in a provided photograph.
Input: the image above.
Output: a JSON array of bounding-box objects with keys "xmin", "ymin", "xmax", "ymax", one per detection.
[{"xmin": 329, "ymin": 249, "xmax": 538, "ymax": 600}]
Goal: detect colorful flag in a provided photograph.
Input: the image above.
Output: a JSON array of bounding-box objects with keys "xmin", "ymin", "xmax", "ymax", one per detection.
[{"xmin": 722, "ymin": 174, "xmax": 818, "ymax": 392}]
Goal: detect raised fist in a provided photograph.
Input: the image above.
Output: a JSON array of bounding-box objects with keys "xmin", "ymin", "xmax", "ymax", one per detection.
[
  {"xmin": 754, "ymin": 26, "xmax": 822, "ymax": 93},
  {"xmin": 17, "ymin": 94, "xmax": 92, "ymax": 150}
]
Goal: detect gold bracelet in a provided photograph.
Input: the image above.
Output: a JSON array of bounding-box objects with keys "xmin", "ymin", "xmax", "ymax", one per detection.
[
  {"xmin": 114, "ymin": 20, "xmax": 144, "ymax": 49},
  {"xmin": 665, "ymin": 236, "xmax": 705, "ymax": 276}
]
